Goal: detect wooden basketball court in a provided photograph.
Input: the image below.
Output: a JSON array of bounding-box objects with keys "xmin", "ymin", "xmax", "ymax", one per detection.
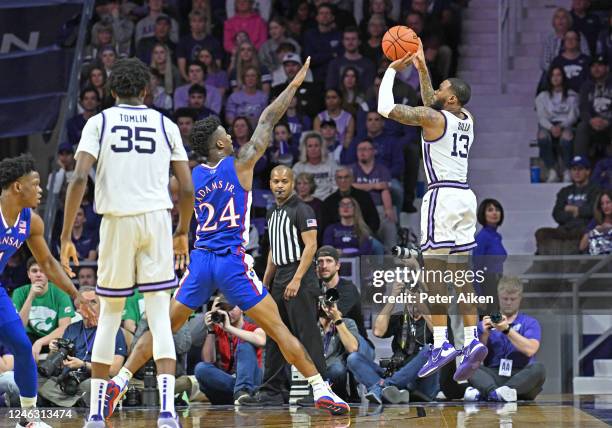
[{"xmin": 4, "ymin": 395, "xmax": 610, "ymax": 427}]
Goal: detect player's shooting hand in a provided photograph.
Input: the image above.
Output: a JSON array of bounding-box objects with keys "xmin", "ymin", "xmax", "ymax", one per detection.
[
  {"xmin": 283, "ymin": 277, "xmax": 301, "ymax": 300},
  {"xmin": 173, "ymin": 232, "xmax": 190, "ymax": 271},
  {"xmin": 60, "ymin": 239, "xmax": 78, "ymax": 278},
  {"xmin": 389, "ymin": 50, "xmax": 417, "ymax": 72},
  {"xmin": 289, "ymin": 56, "xmax": 311, "ymax": 88},
  {"xmin": 414, "ymin": 38, "xmax": 426, "ymax": 68}
]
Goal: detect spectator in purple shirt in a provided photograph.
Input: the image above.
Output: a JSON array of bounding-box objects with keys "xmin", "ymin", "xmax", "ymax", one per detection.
[
  {"xmin": 66, "ymin": 87, "xmax": 100, "ymax": 147},
  {"xmin": 174, "ymin": 61, "xmax": 223, "ymax": 114},
  {"xmin": 197, "ymin": 48, "xmax": 230, "ymax": 97},
  {"xmin": 323, "ymin": 196, "xmax": 375, "ymax": 257},
  {"xmin": 303, "ymin": 3, "xmax": 343, "ymax": 82},
  {"xmin": 351, "ymin": 138, "xmax": 397, "ymax": 250},
  {"xmin": 465, "ymin": 277, "xmax": 546, "ymax": 402},
  {"xmin": 550, "ymin": 30, "xmax": 591, "ymax": 93},
  {"xmin": 177, "ymin": 9, "xmax": 223, "ymax": 81},
  {"xmin": 225, "ymin": 66, "xmax": 269, "ymax": 128},
  {"xmin": 326, "ymin": 26, "xmax": 376, "ymax": 93},
  {"xmin": 187, "ymin": 84, "xmax": 217, "ymax": 121}
]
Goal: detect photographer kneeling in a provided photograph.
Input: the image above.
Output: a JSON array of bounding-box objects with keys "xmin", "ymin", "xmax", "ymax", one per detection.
[
  {"xmin": 347, "ymin": 282, "xmax": 439, "ymax": 404},
  {"xmin": 194, "ymin": 295, "xmax": 266, "ymax": 405},
  {"xmin": 38, "ymin": 287, "xmax": 127, "ymax": 407},
  {"xmin": 317, "ymin": 297, "xmax": 360, "ymax": 400},
  {"xmin": 465, "ymin": 276, "xmax": 546, "ymax": 402}
]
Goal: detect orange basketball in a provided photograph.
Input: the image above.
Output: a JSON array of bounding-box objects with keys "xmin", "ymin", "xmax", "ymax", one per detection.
[{"xmin": 381, "ymin": 26, "xmax": 419, "ymax": 61}]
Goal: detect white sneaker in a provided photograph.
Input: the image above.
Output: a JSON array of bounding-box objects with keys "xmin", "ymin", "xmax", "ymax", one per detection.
[
  {"xmin": 546, "ymin": 169, "xmax": 559, "ymax": 183},
  {"xmin": 563, "ymin": 170, "xmax": 571, "ymax": 182},
  {"xmin": 463, "ymin": 386, "xmax": 481, "ymax": 401},
  {"xmin": 494, "ymin": 386, "xmax": 517, "ymax": 402}
]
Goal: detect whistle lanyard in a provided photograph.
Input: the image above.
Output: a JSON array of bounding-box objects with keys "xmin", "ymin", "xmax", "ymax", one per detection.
[{"xmin": 82, "ymin": 328, "xmax": 96, "ymax": 361}]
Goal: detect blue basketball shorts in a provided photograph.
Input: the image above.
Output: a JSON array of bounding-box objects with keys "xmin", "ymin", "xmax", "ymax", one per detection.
[{"xmin": 174, "ymin": 249, "xmax": 267, "ymax": 312}]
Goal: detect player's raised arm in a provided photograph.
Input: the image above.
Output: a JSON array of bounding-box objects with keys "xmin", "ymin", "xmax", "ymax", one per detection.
[
  {"xmin": 412, "ymin": 40, "xmax": 436, "ymax": 107},
  {"xmin": 377, "ymin": 51, "xmax": 444, "ymax": 130},
  {"xmin": 236, "ymin": 57, "xmax": 311, "ymax": 170}
]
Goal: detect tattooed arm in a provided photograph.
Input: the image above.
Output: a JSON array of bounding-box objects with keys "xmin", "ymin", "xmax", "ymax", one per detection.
[
  {"xmin": 389, "ymin": 105, "xmax": 444, "ymax": 128},
  {"xmin": 413, "ymin": 41, "xmax": 436, "ymax": 107},
  {"xmin": 235, "ymin": 57, "xmax": 311, "ymax": 188}
]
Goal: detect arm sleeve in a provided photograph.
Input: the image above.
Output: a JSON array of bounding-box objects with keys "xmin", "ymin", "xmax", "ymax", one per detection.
[
  {"xmin": 377, "ymin": 68, "xmax": 397, "ymax": 118},
  {"xmin": 163, "ymin": 117, "xmax": 188, "ymax": 161},
  {"xmin": 75, "ymin": 114, "xmax": 103, "ymax": 160},
  {"xmin": 295, "ymin": 202, "xmax": 318, "ymax": 232}
]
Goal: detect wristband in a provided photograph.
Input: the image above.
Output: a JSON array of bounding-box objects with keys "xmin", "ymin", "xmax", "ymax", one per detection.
[
  {"xmin": 502, "ymin": 326, "xmax": 511, "ymax": 335},
  {"xmin": 334, "ymin": 319, "xmax": 344, "ymax": 326}
]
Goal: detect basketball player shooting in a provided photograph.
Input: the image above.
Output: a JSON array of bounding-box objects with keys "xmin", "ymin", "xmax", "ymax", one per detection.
[
  {"xmin": 377, "ymin": 40, "xmax": 488, "ymax": 382},
  {"xmin": 102, "ymin": 56, "xmax": 350, "ymax": 418}
]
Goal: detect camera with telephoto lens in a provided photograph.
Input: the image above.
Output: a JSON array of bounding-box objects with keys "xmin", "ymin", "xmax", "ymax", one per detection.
[
  {"xmin": 141, "ymin": 360, "xmax": 158, "ymax": 407},
  {"xmin": 319, "ymin": 288, "xmax": 339, "ymax": 307},
  {"xmin": 490, "ymin": 311, "xmax": 503, "ymax": 324},
  {"xmin": 56, "ymin": 368, "xmax": 89, "ymax": 396},
  {"xmin": 38, "ymin": 338, "xmax": 76, "ymax": 378},
  {"xmin": 379, "ymin": 356, "xmax": 406, "ymax": 377}
]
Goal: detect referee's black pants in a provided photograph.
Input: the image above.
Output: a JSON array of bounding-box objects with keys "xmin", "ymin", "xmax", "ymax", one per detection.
[{"xmin": 259, "ymin": 263, "xmax": 327, "ymax": 398}]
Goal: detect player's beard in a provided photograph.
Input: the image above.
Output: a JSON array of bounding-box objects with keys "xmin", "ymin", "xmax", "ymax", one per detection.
[{"xmin": 431, "ymin": 98, "xmax": 445, "ymax": 111}]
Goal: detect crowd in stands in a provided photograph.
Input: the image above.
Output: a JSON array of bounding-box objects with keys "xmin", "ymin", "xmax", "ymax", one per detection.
[
  {"xmin": 0, "ymin": 0, "xmax": 566, "ymax": 410},
  {"xmin": 535, "ymin": 0, "xmax": 612, "ymax": 254}
]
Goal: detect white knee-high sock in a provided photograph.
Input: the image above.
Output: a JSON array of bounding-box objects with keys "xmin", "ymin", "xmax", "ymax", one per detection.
[
  {"xmin": 89, "ymin": 379, "xmax": 108, "ymax": 418},
  {"xmin": 158, "ymin": 374, "xmax": 176, "ymax": 416}
]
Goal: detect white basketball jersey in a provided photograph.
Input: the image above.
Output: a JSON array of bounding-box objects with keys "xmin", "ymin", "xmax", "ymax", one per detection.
[
  {"xmin": 76, "ymin": 104, "xmax": 188, "ymax": 216},
  {"xmin": 421, "ymin": 109, "xmax": 474, "ymax": 184}
]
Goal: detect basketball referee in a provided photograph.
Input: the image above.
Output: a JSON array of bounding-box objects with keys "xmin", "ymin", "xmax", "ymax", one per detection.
[{"xmin": 244, "ymin": 165, "xmax": 327, "ymax": 405}]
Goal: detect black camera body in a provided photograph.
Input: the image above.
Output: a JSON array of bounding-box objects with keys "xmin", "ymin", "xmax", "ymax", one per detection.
[
  {"xmin": 379, "ymin": 356, "xmax": 406, "ymax": 377},
  {"xmin": 57, "ymin": 368, "xmax": 88, "ymax": 396},
  {"xmin": 490, "ymin": 311, "xmax": 503, "ymax": 324},
  {"xmin": 319, "ymin": 288, "xmax": 339, "ymax": 307},
  {"xmin": 210, "ymin": 311, "xmax": 224, "ymax": 324},
  {"xmin": 38, "ymin": 338, "xmax": 76, "ymax": 378}
]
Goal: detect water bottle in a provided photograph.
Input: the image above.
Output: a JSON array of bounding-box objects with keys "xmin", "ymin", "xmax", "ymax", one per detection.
[{"xmin": 530, "ymin": 157, "xmax": 541, "ymax": 183}]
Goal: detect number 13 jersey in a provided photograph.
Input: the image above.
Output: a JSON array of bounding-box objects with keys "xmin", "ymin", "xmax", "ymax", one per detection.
[
  {"xmin": 192, "ymin": 157, "xmax": 252, "ymax": 254},
  {"xmin": 76, "ymin": 104, "xmax": 188, "ymax": 216},
  {"xmin": 422, "ymin": 108, "xmax": 474, "ymax": 185}
]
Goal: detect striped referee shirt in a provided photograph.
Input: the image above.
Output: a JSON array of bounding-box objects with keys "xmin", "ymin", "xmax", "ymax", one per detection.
[{"xmin": 266, "ymin": 194, "xmax": 318, "ymax": 266}]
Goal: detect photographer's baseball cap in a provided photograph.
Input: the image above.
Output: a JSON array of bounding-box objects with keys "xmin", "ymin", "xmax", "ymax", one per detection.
[
  {"xmin": 317, "ymin": 245, "xmax": 340, "ymax": 261},
  {"xmin": 282, "ymin": 53, "xmax": 302, "ymax": 66},
  {"xmin": 569, "ymin": 155, "xmax": 590, "ymax": 169}
]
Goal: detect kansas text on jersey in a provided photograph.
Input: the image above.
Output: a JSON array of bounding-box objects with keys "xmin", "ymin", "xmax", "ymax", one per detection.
[{"xmin": 0, "ymin": 207, "xmax": 31, "ymax": 274}]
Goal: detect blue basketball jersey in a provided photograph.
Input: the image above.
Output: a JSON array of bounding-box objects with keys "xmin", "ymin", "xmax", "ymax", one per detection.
[
  {"xmin": 0, "ymin": 206, "xmax": 31, "ymax": 275},
  {"xmin": 193, "ymin": 157, "xmax": 251, "ymax": 253}
]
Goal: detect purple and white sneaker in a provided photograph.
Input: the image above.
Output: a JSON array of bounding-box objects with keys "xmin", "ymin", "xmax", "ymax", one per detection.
[
  {"xmin": 453, "ymin": 339, "xmax": 488, "ymax": 382},
  {"xmin": 417, "ymin": 342, "xmax": 461, "ymax": 378}
]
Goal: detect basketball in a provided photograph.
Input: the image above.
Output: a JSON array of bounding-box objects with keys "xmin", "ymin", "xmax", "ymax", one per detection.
[{"xmin": 381, "ymin": 26, "xmax": 419, "ymax": 61}]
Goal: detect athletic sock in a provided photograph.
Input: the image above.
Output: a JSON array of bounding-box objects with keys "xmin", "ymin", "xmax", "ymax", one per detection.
[
  {"xmin": 19, "ymin": 396, "xmax": 36, "ymax": 408},
  {"xmin": 433, "ymin": 326, "xmax": 448, "ymax": 348},
  {"xmin": 157, "ymin": 374, "xmax": 176, "ymax": 417},
  {"xmin": 307, "ymin": 374, "xmax": 328, "ymax": 400},
  {"xmin": 89, "ymin": 379, "xmax": 108, "ymax": 419},
  {"xmin": 114, "ymin": 367, "xmax": 133, "ymax": 390},
  {"xmin": 464, "ymin": 326, "xmax": 477, "ymax": 345}
]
